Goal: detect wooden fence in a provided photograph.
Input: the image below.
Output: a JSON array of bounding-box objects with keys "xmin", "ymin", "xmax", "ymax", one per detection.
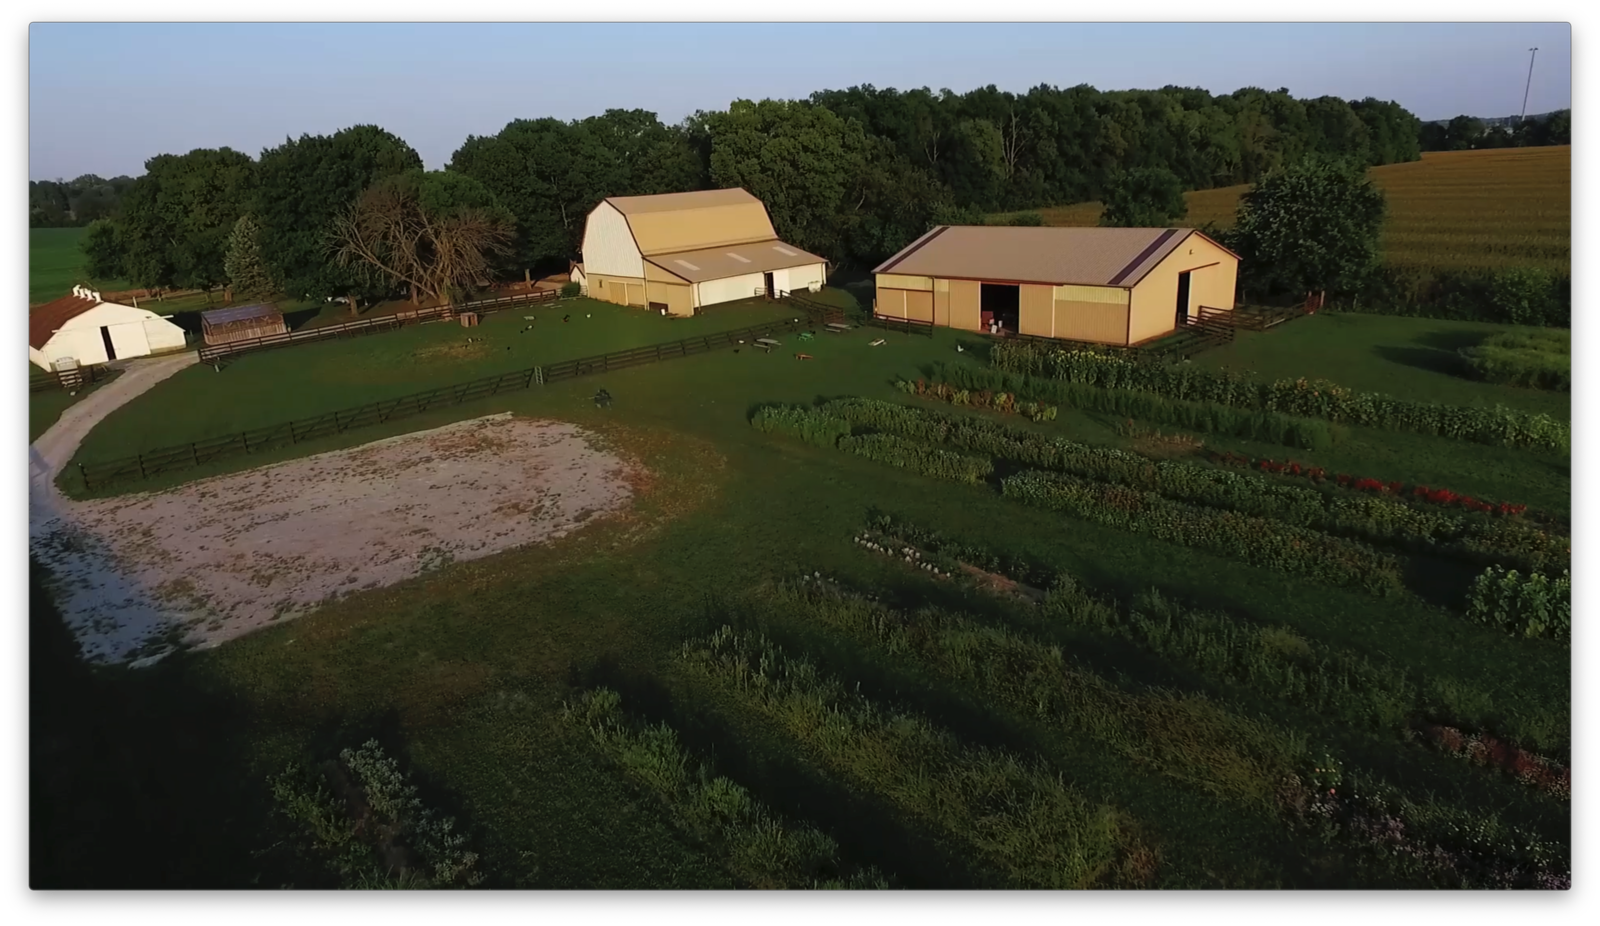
[
  {"xmin": 865, "ymin": 313, "xmax": 936, "ymax": 337},
  {"xmin": 196, "ymin": 289, "xmax": 562, "ymax": 364},
  {"xmin": 77, "ymin": 315, "xmax": 816, "ymax": 492},
  {"xmin": 29, "ymin": 363, "xmax": 114, "ymax": 394}
]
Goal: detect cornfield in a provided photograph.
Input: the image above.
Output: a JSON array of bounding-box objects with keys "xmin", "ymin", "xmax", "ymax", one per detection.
[{"xmin": 1003, "ymin": 147, "xmax": 1571, "ymax": 274}]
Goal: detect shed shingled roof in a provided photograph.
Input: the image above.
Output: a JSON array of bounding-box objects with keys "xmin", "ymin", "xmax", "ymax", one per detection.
[{"xmin": 201, "ymin": 303, "xmax": 283, "ymax": 326}]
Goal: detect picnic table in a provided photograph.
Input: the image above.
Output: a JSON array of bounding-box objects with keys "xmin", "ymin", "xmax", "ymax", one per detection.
[
  {"xmin": 826, "ymin": 322, "xmax": 852, "ymax": 333},
  {"xmin": 754, "ymin": 338, "xmax": 781, "ymax": 353}
]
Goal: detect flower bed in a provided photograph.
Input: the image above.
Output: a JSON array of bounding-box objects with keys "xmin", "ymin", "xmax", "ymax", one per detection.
[
  {"xmin": 1211, "ymin": 451, "xmax": 1535, "ymax": 519},
  {"xmin": 928, "ymin": 363, "xmax": 1339, "ymax": 450},
  {"xmin": 989, "ymin": 342, "xmax": 1570, "ymax": 452},
  {"xmin": 1416, "ymin": 723, "xmax": 1570, "ymax": 799},
  {"xmin": 1001, "ymin": 470, "xmax": 1406, "ymax": 596},
  {"xmin": 896, "ymin": 378, "xmax": 1057, "ymax": 421}
]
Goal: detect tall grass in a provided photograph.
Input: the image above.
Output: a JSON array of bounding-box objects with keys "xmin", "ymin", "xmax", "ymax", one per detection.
[
  {"xmin": 679, "ymin": 626, "xmax": 1144, "ymax": 888},
  {"xmin": 563, "ymin": 688, "xmax": 887, "ymax": 889},
  {"xmin": 765, "ymin": 580, "xmax": 1309, "ymax": 814}
]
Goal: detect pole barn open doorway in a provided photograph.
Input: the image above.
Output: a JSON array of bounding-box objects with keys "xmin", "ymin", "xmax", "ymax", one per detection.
[
  {"xmin": 1175, "ymin": 271, "xmax": 1192, "ymax": 328},
  {"xmin": 980, "ymin": 283, "xmax": 1020, "ymax": 333},
  {"xmin": 99, "ymin": 326, "xmax": 117, "ymax": 361}
]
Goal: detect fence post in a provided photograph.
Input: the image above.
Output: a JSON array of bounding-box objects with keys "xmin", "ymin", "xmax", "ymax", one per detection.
[
  {"xmin": 137, "ymin": 453, "xmax": 147, "ymax": 480},
  {"xmin": 190, "ymin": 442, "xmax": 199, "ymax": 466},
  {"xmin": 241, "ymin": 431, "xmax": 250, "ymax": 453},
  {"xmin": 78, "ymin": 462, "xmax": 91, "ymax": 492},
  {"xmin": 289, "ymin": 420, "xmax": 298, "ymax": 444}
]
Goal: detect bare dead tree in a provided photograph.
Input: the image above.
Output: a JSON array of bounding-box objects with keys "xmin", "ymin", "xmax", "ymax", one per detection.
[{"xmin": 331, "ymin": 181, "xmax": 514, "ymax": 308}]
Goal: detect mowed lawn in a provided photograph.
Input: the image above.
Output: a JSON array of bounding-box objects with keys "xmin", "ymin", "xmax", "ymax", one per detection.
[
  {"xmin": 30, "ymin": 227, "xmax": 131, "ymax": 304},
  {"xmin": 39, "ymin": 291, "xmax": 1570, "ymax": 888},
  {"xmin": 994, "ymin": 146, "xmax": 1572, "ymax": 274}
]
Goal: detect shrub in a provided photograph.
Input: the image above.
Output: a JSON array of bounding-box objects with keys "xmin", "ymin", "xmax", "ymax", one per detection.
[
  {"xmin": 266, "ymin": 740, "xmax": 485, "ymax": 889},
  {"xmin": 897, "ymin": 378, "xmax": 1058, "ymax": 422},
  {"xmin": 933, "ymin": 363, "xmax": 1341, "ymax": 450},
  {"xmin": 1465, "ymin": 567, "xmax": 1570, "ymax": 641},
  {"xmin": 559, "ymin": 281, "xmax": 582, "ymax": 298},
  {"xmin": 1329, "ymin": 266, "xmax": 1569, "ymax": 329},
  {"xmin": 1001, "ymin": 470, "xmax": 1405, "ymax": 596},
  {"xmin": 837, "ymin": 433, "xmax": 994, "ymax": 485},
  {"xmin": 564, "ymin": 688, "xmax": 886, "ymax": 889},
  {"xmin": 750, "ymin": 405, "xmax": 850, "ymax": 448},
  {"xmin": 680, "ymin": 626, "xmax": 1139, "ymax": 889},
  {"xmin": 1459, "ymin": 329, "xmax": 1570, "ymax": 391},
  {"xmin": 987, "ymin": 345, "xmax": 1570, "ymax": 451}
]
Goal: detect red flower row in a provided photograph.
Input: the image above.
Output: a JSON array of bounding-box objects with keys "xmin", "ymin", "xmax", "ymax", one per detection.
[
  {"xmin": 1210, "ymin": 451, "xmax": 1531, "ymax": 518},
  {"xmin": 1419, "ymin": 724, "xmax": 1570, "ymax": 799}
]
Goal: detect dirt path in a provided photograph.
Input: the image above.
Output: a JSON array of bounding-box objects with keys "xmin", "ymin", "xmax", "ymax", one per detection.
[{"xmin": 30, "ymin": 355, "xmax": 637, "ymax": 665}]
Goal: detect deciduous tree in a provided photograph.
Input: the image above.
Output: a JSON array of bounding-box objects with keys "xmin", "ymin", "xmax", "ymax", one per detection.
[
  {"xmin": 331, "ymin": 169, "xmax": 516, "ymax": 307},
  {"xmin": 1230, "ymin": 156, "xmax": 1386, "ymax": 302},
  {"xmin": 1099, "ymin": 167, "xmax": 1188, "ymax": 227}
]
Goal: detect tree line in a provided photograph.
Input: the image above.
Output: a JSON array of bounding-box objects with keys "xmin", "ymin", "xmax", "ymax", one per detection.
[
  {"xmin": 70, "ymin": 81, "xmax": 1432, "ymax": 306},
  {"xmin": 1418, "ymin": 109, "xmax": 1571, "ymax": 152},
  {"xmin": 29, "ymin": 175, "xmax": 136, "ymax": 227}
]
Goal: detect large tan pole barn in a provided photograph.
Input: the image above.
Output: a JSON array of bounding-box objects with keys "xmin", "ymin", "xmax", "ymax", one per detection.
[{"xmin": 871, "ymin": 226, "xmax": 1240, "ymax": 347}]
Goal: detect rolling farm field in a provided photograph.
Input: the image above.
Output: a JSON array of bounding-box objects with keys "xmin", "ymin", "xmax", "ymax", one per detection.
[
  {"xmin": 999, "ymin": 146, "xmax": 1572, "ymax": 274},
  {"xmin": 29, "ymin": 226, "xmax": 130, "ymax": 304}
]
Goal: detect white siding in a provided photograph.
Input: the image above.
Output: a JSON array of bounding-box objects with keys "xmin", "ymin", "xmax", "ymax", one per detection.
[
  {"xmin": 581, "ymin": 203, "xmax": 645, "ymax": 279},
  {"xmin": 783, "ymin": 263, "xmax": 826, "ymax": 293},
  {"xmin": 37, "ymin": 301, "xmax": 188, "ymax": 367},
  {"xmin": 694, "ymin": 272, "xmax": 765, "ymax": 308},
  {"xmin": 144, "ymin": 317, "xmax": 188, "ymax": 352}
]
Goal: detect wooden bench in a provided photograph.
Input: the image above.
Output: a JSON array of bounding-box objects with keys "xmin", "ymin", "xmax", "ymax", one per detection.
[
  {"xmin": 826, "ymin": 322, "xmax": 852, "ymax": 333},
  {"xmin": 754, "ymin": 338, "xmax": 780, "ymax": 353}
]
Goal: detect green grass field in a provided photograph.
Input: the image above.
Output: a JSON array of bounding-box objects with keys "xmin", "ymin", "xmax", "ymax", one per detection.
[
  {"xmin": 30, "ymin": 227, "xmax": 130, "ymax": 304},
  {"xmin": 33, "ymin": 291, "xmax": 1570, "ymax": 889}
]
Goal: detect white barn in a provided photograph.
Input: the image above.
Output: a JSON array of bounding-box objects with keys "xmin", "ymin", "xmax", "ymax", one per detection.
[
  {"xmin": 29, "ymin": 286, "xmax": 189, "ymax": 371},
  {"xmin": 579, "ymin": 188, "xmax": 828, "ymax": 316}
]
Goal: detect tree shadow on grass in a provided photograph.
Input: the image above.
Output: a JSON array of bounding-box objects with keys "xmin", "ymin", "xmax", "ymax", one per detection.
[
  {"xmin": 1372, "ymin": 345, "xmax": 1473, "ymax": 380},
  {"xmin": 30, "ymin": 557, "xmax": 266, "ymax": 889},
  {"xmin": 569, "ymin": 648, "xmax": 990, "ymax": 889}
]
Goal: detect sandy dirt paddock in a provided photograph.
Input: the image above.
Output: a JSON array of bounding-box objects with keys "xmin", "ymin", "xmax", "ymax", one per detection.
[{"xmin": 31, "ymin": 413, "xmax": 636, "ymax": 663}]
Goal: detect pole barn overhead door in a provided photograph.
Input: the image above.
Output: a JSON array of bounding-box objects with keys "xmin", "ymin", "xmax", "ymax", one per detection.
[
  {"xmin": 626, "ymin": 283, "xmax": 647, "ymax": 307},
  {"xmin": 608, "ymin": 281, "xmax": 626, "ymax": 304}
]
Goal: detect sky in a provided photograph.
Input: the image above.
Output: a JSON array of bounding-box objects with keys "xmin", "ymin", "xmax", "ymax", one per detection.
[{"xmin": 28, "ymin": 21, "xmax": 1573, "ymax": 181}]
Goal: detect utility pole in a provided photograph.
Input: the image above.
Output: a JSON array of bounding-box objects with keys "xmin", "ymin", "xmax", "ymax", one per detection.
[{"xmin": 1520, "ymin": 47, "xmax": 1539, "ymax": 122}]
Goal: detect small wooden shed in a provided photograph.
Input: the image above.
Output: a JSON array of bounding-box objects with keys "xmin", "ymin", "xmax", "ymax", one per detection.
[{"xmin": 200, "ymin": 303, "xmax": 287, "ymax": 346}]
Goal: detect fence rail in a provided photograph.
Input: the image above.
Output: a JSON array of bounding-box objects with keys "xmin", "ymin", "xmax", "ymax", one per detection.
[
  {"xmin": 865, "ymin": 313, "xmax": 935, "ymax": 337},
  {"xmin": 78, "ymin": 315, "xmax": 814, "ymax": 492},
  {"xmin": 29, "ymin": 363, "xmax": 114, "ymax": 393},
  {"xmin": 196, "ymin": 289, "xmax": 563, "ymax": 364}
]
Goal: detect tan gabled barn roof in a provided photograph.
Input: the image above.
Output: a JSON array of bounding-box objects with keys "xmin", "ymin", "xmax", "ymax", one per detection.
[
  {"xmin": 874, "ymin": 226, "xmax": 1236, "ymax": 288},
  {"xmin": 605, "ymin": 188, "xmax": 779, "ymax": 256},
  {"xmin": 644, "ymin": 240, "xmax": 827, "ymax": 284}
]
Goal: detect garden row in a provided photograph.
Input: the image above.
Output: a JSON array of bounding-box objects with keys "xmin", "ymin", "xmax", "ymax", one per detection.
[
  {"xmin": 986, "ymin": 344, "xmax": 1569, "ymax": 451},
  {"xmin": 757, "ymin": 397, "xmax": 1569, "ymax": 577},
  {"xmin": 678, "ymin": 624, "xmax": 1151, "ymax": 888},
  {"xmin": 563, "ymin": 688, "xmax": 887, "ymax": 889},
  {"xmin": 769, "ymin": 567, "xmax": 1568, "ymax": 889},
  {"xmin": 855, "ymin": 512, "xmax": 1571, "ymax": 769}
]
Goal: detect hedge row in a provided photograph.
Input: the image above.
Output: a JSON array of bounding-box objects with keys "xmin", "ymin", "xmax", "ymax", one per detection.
[
  {"xmin": 1001, "ymin": 470, "xmax": 1405, "ymax": 596},
  {"xmin": 563, "ymin": 688, "xmax": 887, "ymax": 889},
  {"xmin": 680, "ymin": 626, "xmax": 1139, "ymax": 889},
  {"xmin": 857, "ymin": 514, "xmax": 1569, "ymax": 762},
  {"xmin": 987, "ymin": 344, "xmax": 1569, "ymax": 451},
  {"xmin": 837, "ymin": 433, "xmax": 994, "ymax": 485},
  {"xmin": 896, "ymin": 378, "xmax": 1058, "ymax": 421},
  {"xmin": 928, "ymin": 363, "xmax": 1341, "ymax": 451},
  {"xmin": 1465, "ymin": 567, "xmax": 1571, "ymax": 641},
  {"xmin": 1328, "ymin": 266, "xmax": 1570, "ymax": 329},
  {"xmin": 750, "ymin": 405, "xmax": 851, "ymax": 448},
  {"xmin": 818, "ymin": 398, "xmax": 1564, "ymax": 572}
]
